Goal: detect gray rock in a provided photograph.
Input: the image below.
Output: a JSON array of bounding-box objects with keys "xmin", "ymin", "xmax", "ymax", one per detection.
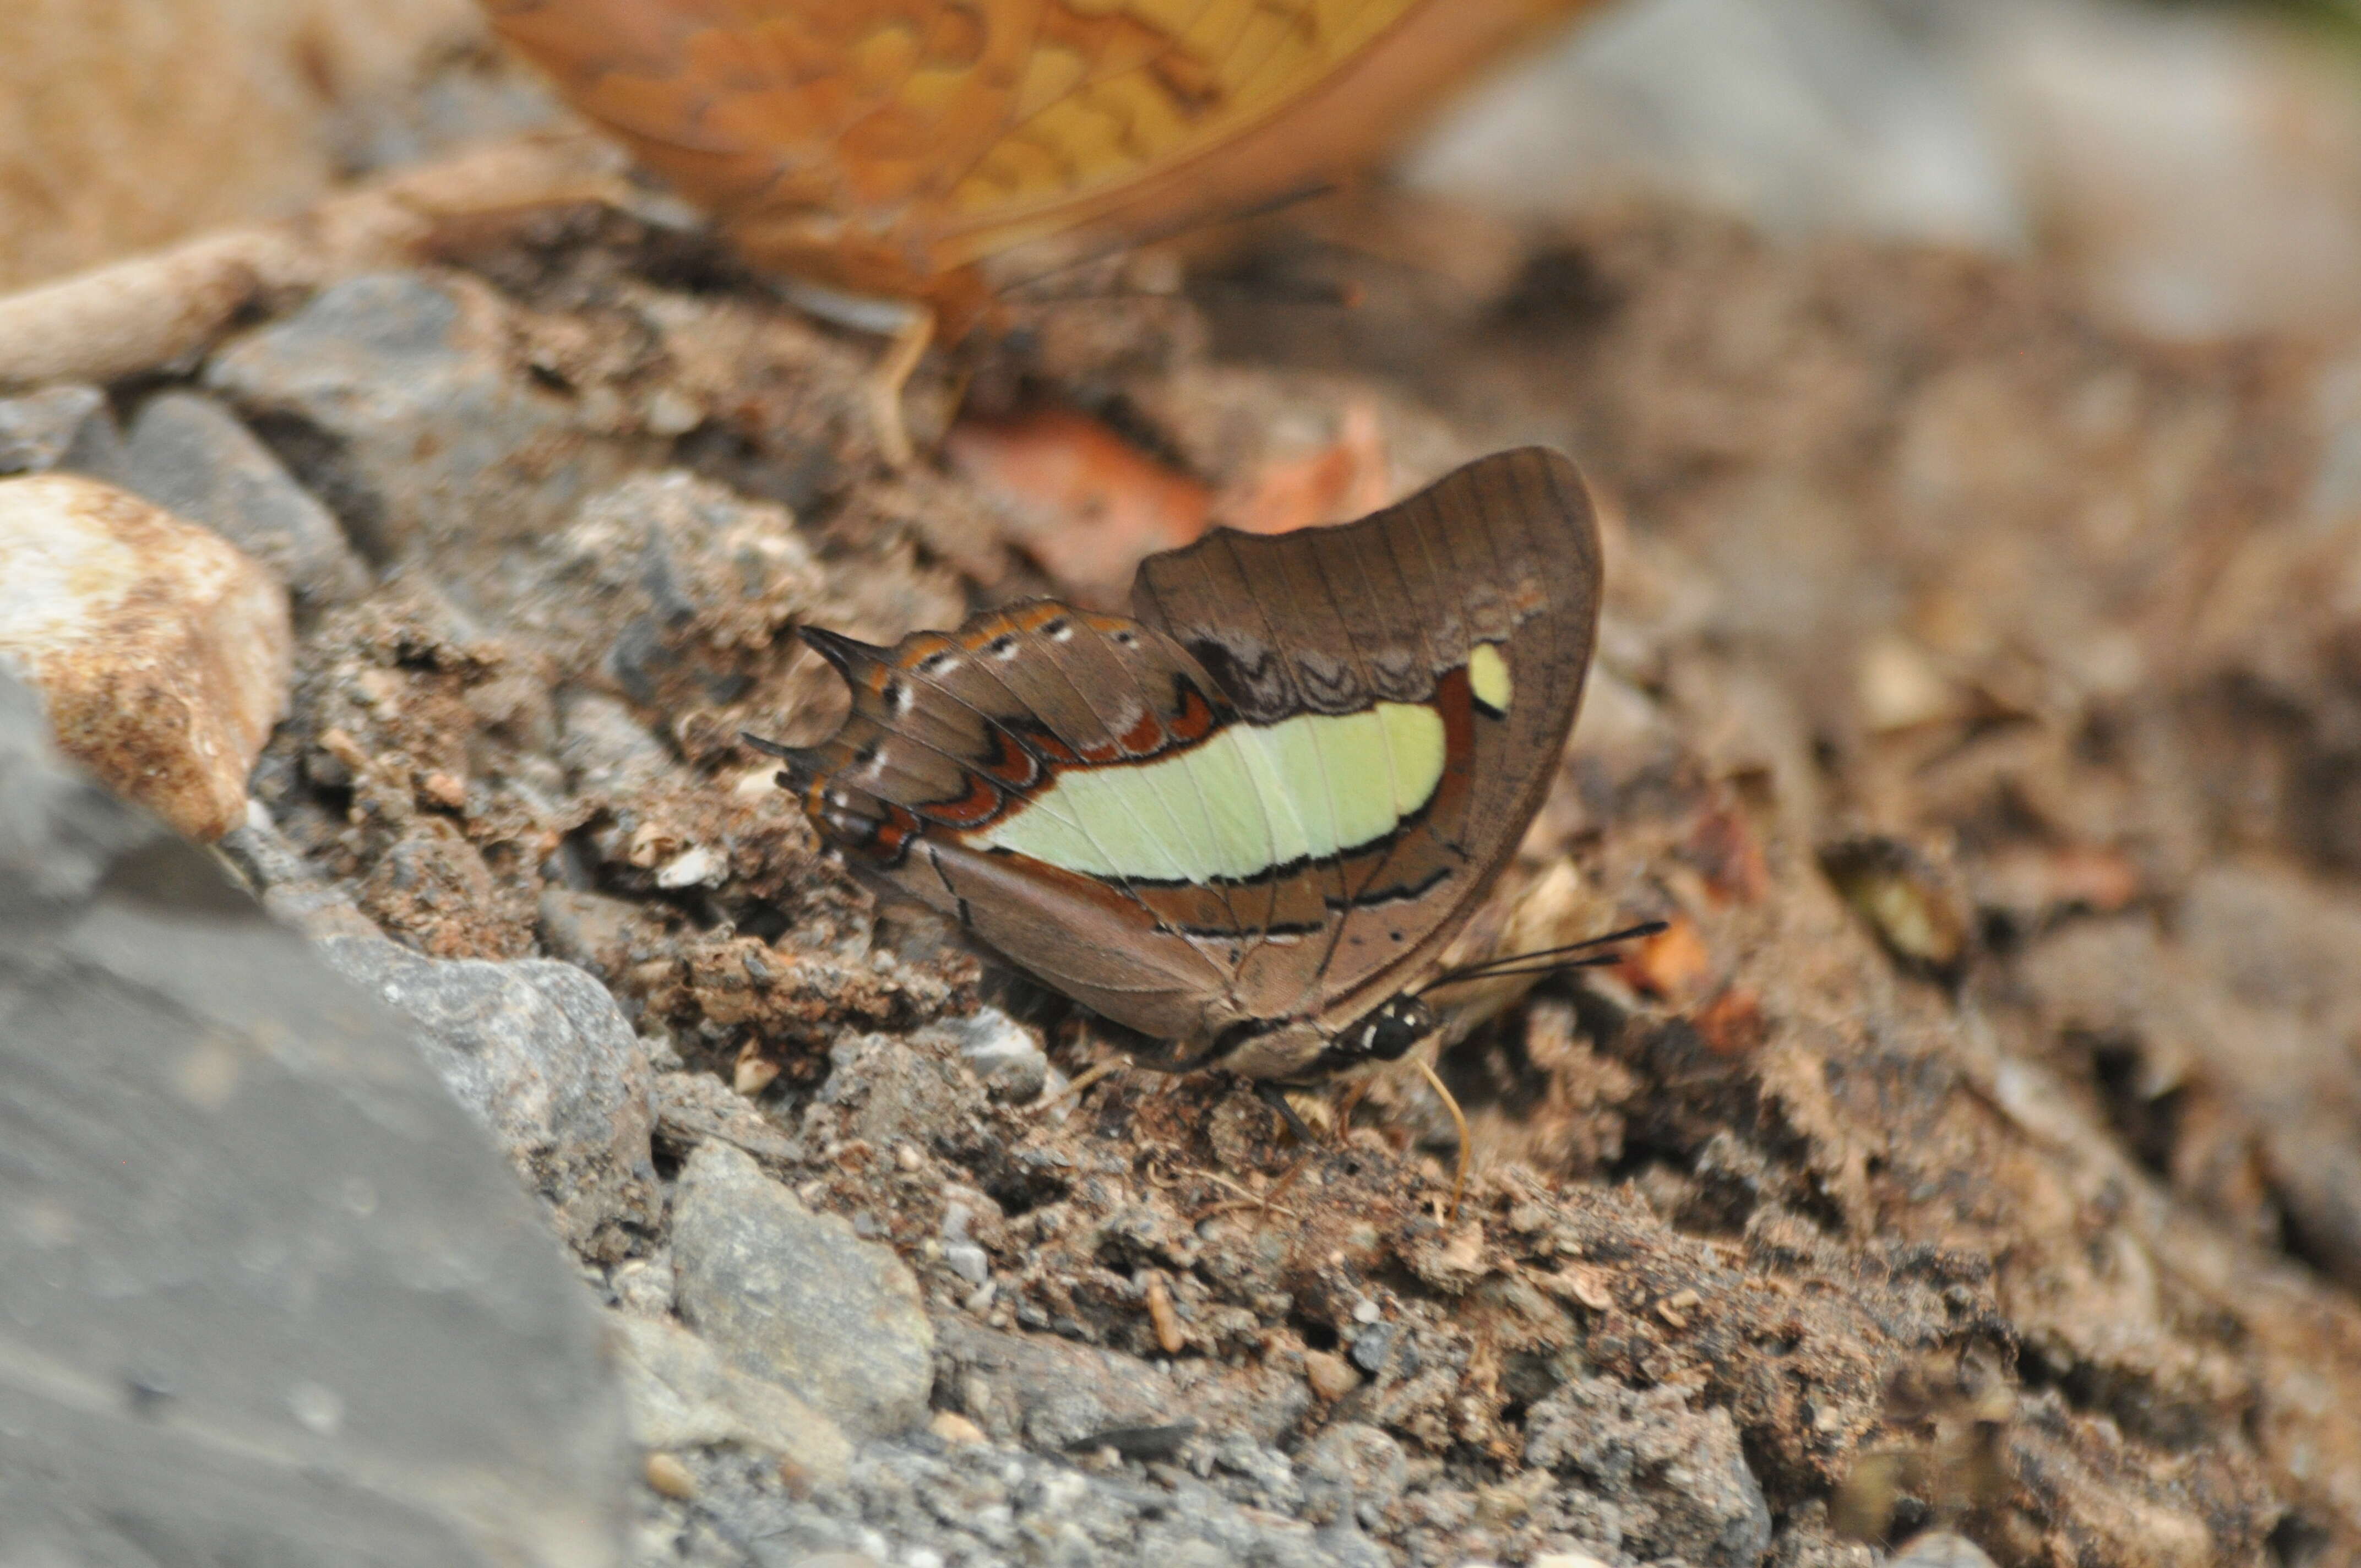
[
  {"xmin": 315, "ymin": 933, "xmax": 658, "ymax": 1261},
  {"xmin": 1525, "ymin": 1375, "xmax": 1774, "ymax": 1568},
  {"xmin": 945, "ymin": 1241, "xmax": 992, "ymax": 1287},
  {"xmin": 1301, "ymin": 1422, "xmax": 1407, "ymax": 1517},
  {"xmin": 605, "ymin": 1309, "xmax": 854, "ymax": 1484},
  {"xmin": 105, "ymin": 389, "xmax": 369, "ymax": 603},
  {"xmin": 0, "ymin": 383, "xmax": 117, "ymax": 474},
  {"xmin": 670, "ymin": 1142, "xmax": 934, "ymax": 1439},
  {"xmin": 205, "ymin": 272, "xmax": 640, "ymax": 562},
  {"xmin": 650, "ymin": 1068, "xmax": 806, "ymax": 1168},
  {"xmin": 0, "ymin": 667, "xmax": 629, "ymax": 1566},
  {"xmin": 931, "ymin": 1313, "xmax": 1178, "ymax": 1452}
]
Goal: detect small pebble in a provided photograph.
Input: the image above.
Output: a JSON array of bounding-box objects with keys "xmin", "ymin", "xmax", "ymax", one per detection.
[
  {"xmin": 943, "ymin": 1006, "xmax": 1051, "ymax": 1103},
  {"xmin": 1889, "ymin": 1533, "xmax": 1999, "ymax": 1568},
  {"xmin": 1145, "ymin": 1273, "xmax": 1187, "ymax": 1354},
  {"xmin": 735, "ymin": 1047, "xmax": 780, "ymax": 1097},
  {"xmin": 945, "ymin": 1242, "xmax": 991, "ymax": 1286},
  {"xmin": 0, "ymin": 474, "xmax": 290, "ymax": 840},
  {"xmin": 1348, "ymin": 1320, "xmax": 1397, "ymax": 1375},
  {"xmin": 644, "ymin": 1451, "xmax": 697, "ymax": 1499},
  {"xmin": 655, "ymin": 843, "xmax": 723, "ymax": 889},
  {"xmin": 1304, "ymin": 1349, "xmax": 1362, "ymax": 1401},
  {"xmin": 643, "ymin": 386, "xmax": 704, "ymax": 437},
  {"xmin": 929, "ymin": 1410, "xmax": 988, "ymax": 1446},
  {"xmin": 610, "ymin": 1256, "xmax": 673, "ymax": 1317}
]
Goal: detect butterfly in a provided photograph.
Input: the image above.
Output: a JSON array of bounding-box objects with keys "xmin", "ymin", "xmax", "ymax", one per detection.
[
  {"xmin": 481, "ymin": 0, "xmax": 1597, "ymax": 459},
  {"xmin": 748, "ymin": 447, "xmax": 1645, "ymax": 1203}
]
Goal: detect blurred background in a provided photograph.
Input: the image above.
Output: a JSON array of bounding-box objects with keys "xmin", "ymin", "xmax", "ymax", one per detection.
[{"xmin": 11, "ymin": 0, "xmax": 2361, "ymax": 342}]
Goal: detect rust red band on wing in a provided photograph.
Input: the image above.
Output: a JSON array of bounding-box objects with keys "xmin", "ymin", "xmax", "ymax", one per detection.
[{"xmin": 919, "ymin": 771, "xmax": 1003, "ymax": 827}]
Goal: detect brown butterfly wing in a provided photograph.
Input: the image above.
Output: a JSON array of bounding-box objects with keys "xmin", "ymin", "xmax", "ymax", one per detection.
[
  {"xmin": 775, "ymin": 448, "xmax": 1598, "ymax": 1066},
  {"xmin": 1128, "ymin": 445, "xmax": 1601, "ymax": 1036}
]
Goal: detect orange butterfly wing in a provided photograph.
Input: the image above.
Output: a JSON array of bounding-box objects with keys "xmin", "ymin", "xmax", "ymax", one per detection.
[{"xmin": 486, "ymin": 0, "xmax": 1584, "ymax": 319}]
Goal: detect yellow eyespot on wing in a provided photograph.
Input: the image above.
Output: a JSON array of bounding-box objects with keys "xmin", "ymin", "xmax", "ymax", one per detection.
[
  {"xmin": 975, "ymin": 703, "xmax": 1446, "ymax": 882},
  {"xmin": 1469, "ymin": 642, "xmax": 1513, "ymax": 715}
]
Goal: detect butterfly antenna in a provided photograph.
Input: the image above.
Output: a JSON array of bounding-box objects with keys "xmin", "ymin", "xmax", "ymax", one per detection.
[
  {"xmin": 1412, "ymin": 1054, "xmax": 1470, "ymax": 1223},
  {"xmin": 1418, "ymin": 920, "xmax": 1669, "ymax": 993}
]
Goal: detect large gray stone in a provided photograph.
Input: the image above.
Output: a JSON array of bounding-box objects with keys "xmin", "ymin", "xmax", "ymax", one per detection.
[
  {"xmin": 670, "ymin": 1142, "xmax": 934, "ymax": 1440},
  {"xmin": 106, "ymin": 389, "xmax": 369, "ymax": 604},
  {"xmin": 0, "ymin": 669, "xmax": 630, "ymax": 1567},
  {"xmin": 315, "ymin": 933, "xmax": 659, "ymax": 1263}
]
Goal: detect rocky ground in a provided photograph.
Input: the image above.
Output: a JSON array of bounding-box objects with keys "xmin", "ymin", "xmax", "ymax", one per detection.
[{"xmin": 12, "ymin": 153, "xmax": 2361, "ymax": 1567}]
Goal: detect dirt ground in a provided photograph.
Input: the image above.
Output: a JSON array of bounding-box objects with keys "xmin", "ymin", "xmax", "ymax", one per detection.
[{"xmin": 225, "ymin": 179, "xmax": 2361, "ymax": 1567}]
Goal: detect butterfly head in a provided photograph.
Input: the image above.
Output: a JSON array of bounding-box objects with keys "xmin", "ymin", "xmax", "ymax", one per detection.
[
  {"xmin": 1214, "ymin": 994, "xmax": 1440, "ymax": 1084},
  {"xmin": 1343, "ymin": 995, "xmax": 1438, "ymax": 1065}
]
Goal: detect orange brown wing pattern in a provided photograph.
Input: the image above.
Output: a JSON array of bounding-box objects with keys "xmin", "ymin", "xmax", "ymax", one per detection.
[{"xmin": 484, "ymin": 0, "xmax": 1591, "ymax": 317}]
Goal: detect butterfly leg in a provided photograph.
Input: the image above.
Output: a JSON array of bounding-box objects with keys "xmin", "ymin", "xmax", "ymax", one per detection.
[
  {"xmin": 864, "ymin": 305, "xmax": 934, "ymax": 469},
  {"xmin": 1037, "ymin": 1054, "xmax": 1125, "ymax": 1112},
  {"xmin": 774, "ymin": 280, "xmax": 933, "ymax": 467}
]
